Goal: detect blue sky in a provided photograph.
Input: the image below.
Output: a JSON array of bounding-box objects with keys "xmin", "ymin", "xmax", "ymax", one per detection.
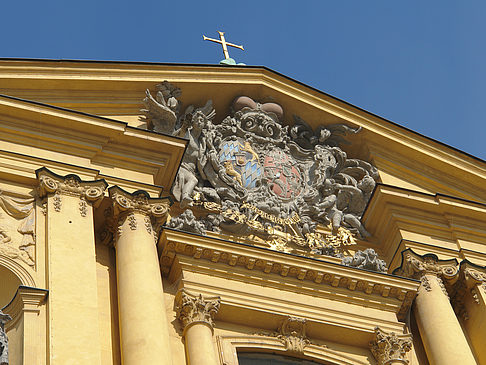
[{"xmin": 2, "ymin": 1, "xmax": 485, "ymax": 160}]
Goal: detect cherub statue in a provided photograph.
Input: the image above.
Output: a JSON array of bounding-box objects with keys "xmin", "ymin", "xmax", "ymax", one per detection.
[
  {"xmin": 171, "ymin": 102, "xmax": 215, "ymax": 208},
  {"xmin": 341, "ymin": 248, "xmax": 387, "ymax": 273},
  {"xmin": 167, "ymin": 209, "xmax": 205, "ymax": 235},
  {"xmin": 330, "ymin": 175, "xmax": 375, "ymax": 238}
]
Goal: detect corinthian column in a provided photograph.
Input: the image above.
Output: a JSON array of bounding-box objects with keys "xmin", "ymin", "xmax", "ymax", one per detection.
[
  {"xmin": 448, "ymin": 261, "xmax": 486, "ymax": 363},
  {"xmin": 369, "ymin": 327, "xmax": 412, "ymax": 365},
  {"xmin": 37, "ymin": 167, "xmax": 107, "ymax": 364},
  {"xmin": 109, "ymin": 186, "xmax": 172, "ymax": 365},
  {"xmin": 176, "ymin": 289, "xmax": 221, "ymax": 365},
  {"xmin": 394, "ymin": 250, "xmax": 477, "ymax": 365}
]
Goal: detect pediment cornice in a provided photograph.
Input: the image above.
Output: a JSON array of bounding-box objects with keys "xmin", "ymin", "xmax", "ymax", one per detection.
[
  {"xmin": 1, "ymin": 59, "xmax": 484, "ymax": 202},
  {"xmin": 0, "ymin": 95, "xmax": 187, "ymax": 192},
  {"xmin": 159, "ymin": 228, "xmax": 419, "ymax": 322}
]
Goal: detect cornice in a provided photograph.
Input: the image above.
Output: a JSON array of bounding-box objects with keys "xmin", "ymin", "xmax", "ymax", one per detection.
[
  {"xmin": 160, "ymin": 229, "xmax": 419, "ymax": 321},
  {"xmin": 364, "ymin": 184, "xmax": 486, "ymax": 265},
  {"xmin": 2, "ymin": 286, "xmax": 48, "ymax": 328},
  {"xmin": 1, "ymin": 59, "xmax": 485, "ymax": 184},
  {"xmin": 0, "ymin": 96, "xmax": 187, "ymax": 191}
]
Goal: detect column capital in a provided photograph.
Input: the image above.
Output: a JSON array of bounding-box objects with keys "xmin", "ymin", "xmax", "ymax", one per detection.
[
  {"xmin": 109, "ymin": 186, "xmax": 171, "ymax": 220},
  {"xmin": 393, "ymin": 249, "xmax": 459, "ymax": 280},
  {"xmin": 459, "ymin": 261, "xmax": 486, "ymax": 288},
  {"xmin": 448, "ymin": 260, "xmax": 486, "ymax": 319},
  {"xmin": 175, "ymin": 289, "xmax": 220, "ymax": 334},
  {"xmin": 36, "ymin": 168, "xmax": 107, "ymax": 213},
  {"xmin": 369, "ymin": 327, "xmax": 412, "ymax": 365}
]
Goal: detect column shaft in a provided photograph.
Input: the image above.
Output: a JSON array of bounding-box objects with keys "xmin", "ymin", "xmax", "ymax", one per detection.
[
  {"xmin": 184, "ymin": 322, "xmax": 219, "ymax": 365},
  {"xmin": 414, "ymin": 274, "xmax": 477, "ymax": 365},
  {"xmin": 116, "ymin": 211, "xmax": 172, "ymax": 365},
  {"xmin": 176, "ymin": 289, "xmax": 221, "ymax": 365}
]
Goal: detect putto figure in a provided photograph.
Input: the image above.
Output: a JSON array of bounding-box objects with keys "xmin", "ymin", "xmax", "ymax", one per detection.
[{"xmin": 142, "ymin": 81, "xmax": 379, "ymax": 256}]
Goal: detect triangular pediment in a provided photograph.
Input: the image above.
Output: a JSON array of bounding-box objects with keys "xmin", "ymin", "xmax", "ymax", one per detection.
[
  {"xmin": 1, "ymin": 58, "xmax": 486, "ymax": 269},
  {"xmin": 1, "ymin": 59, "xmax": 484, "ymax": 203}
]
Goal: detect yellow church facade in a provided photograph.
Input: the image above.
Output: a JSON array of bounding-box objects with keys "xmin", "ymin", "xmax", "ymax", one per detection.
[{"xmin": 0, "ymin": 59, "xmax": 485, "ymax": 365}]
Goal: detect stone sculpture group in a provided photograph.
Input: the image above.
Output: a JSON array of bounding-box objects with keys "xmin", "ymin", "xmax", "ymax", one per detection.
[{"xmin": 142, "ymin": 81, "xmax": 386, "ymax": 272}]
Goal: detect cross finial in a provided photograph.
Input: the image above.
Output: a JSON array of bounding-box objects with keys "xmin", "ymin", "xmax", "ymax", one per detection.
[{"xmin": 203, "ymin": 31, "xmax": 244, "ymax": 61}]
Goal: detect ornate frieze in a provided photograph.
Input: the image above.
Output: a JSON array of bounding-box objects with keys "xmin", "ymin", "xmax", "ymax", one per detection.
[
  {"xmin": 107, "ymin": 186, "xmax": 172, "ymax": 244},
  {"xmin": 143, "ymin": 81, "xmax": 381, "ymax": 261},
  {"xmin": 175, "ymin": 289, "xmax": 221, "ymax": 333},
  {"xmin": 36, "ymin": 168, "xmax": 107, "ymax": 215},
  {"xmin": 0, "ymin": 310, "xmax": 12, "ymax": 365},
  {"xmin": 161, "ymin": 230, "xmax": 418, "ymax": 320},
  {"xmin": 369, "ymin": 327, "xmax": 412, "ymax": 365}
]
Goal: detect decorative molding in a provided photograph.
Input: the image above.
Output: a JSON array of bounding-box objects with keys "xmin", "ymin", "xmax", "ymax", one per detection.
[
  {"xmin": 175, "ymin": 289, "xmax": 220, "ymax": 334},
  {"xmin": 127, "ymin": 214, "xmax": 137, "ymax": 230},
  {"xmin": 144, "ymin": 216, "xmax": 152, "ymax": 234},
  {"xmin": 420, "ymin": 276, "xmax": 431, "ymax": 292},
  {"xmin": 79, "ymin": 196, "xmax": 88, "ymax": 217},
  {"xmin": 161, "ymin": 229, "xmax": 419, "ymax": 321},
  {"xmin": 260, "ymin": 316, "xmax": 311, "ymax": 355},
  {"xmin": 217, "ymin": 335, "xmax": 368, "ymax": 365},
  {"xmin": 369, "ymin": 327, "xmax": 412, "ymax": 365},
  {"xmin": 2, "ymin": 286, "xmax": 48, "ymax": 326},
  {"xmin": 36, "ymin": 167, "xmax": 107, "ymax": 215}
]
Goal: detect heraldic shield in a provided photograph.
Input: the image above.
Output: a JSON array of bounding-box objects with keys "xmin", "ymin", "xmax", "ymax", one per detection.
[
  {"xmin": 219, "ymin": 138, "xmax": 262, "ymax": 189},
  {"xmin": 263, "ymin": 149, "xmax": 304, "ymax": 201}
]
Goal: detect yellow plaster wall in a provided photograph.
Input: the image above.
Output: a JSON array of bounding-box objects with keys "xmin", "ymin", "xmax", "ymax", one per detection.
[
  {"xmin": 6, "ymin": 317, "xmax": 23, "ymax": 365},
  {"xmin": 95, "ymin": 243, "xmax": 121, "ymax": 365}
]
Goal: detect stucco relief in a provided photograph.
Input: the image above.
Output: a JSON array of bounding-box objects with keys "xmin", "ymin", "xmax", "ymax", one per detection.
[
  {"xmin": 0, "ymin": 192, "xmax": 35, "ymax": 267},
  {"xmin": 144, "ymin": 81, "xmax": 383, "ymax": 267}
]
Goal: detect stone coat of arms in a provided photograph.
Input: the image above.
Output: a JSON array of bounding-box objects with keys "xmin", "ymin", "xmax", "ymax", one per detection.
[{"xmin": 141, "ymin": 82, "xmax": 384, "ymax": 270}]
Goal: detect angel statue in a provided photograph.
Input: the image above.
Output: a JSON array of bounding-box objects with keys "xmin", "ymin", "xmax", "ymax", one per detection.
[{"xmin": 171, "ymin": 101, "xmax": 216, "ymax": 208}]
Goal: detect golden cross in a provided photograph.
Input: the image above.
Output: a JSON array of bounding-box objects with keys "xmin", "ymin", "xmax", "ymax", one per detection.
[{"xmin": 203, "ymin": 31, "xmax": 244, "ymax": 60}]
